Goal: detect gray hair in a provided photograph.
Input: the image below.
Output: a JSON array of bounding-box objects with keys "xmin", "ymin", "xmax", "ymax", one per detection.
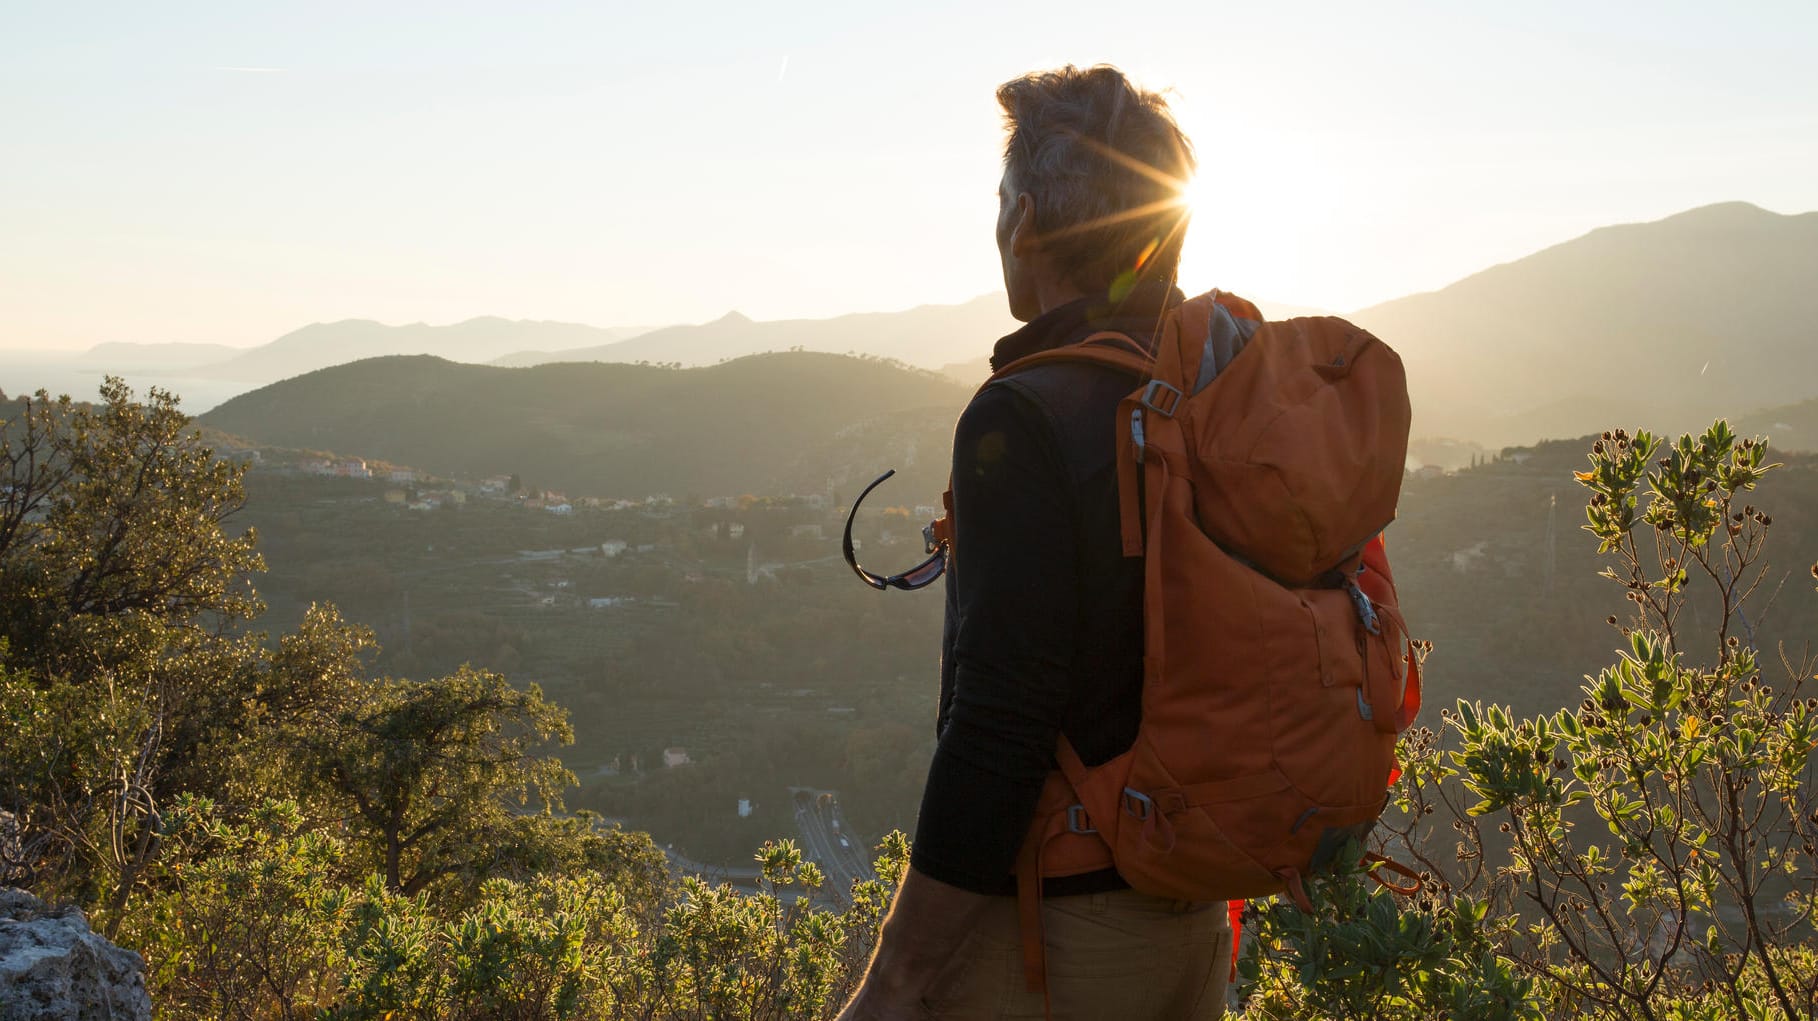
[{"xmin": 997, "ymin": 65, "xmax": 1196, "ymax": 292}]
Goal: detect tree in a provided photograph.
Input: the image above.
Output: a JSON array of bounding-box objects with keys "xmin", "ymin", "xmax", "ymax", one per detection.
[
  {"xmin": 0, "ymin": 380, "xmax": 266, "ymax": 926},
  {"xmin": 0, "ymin": 381, "xmax": 262, "ymax": 669},
  {"xmin": 294, "ymin": 666, "xmax": 598, "ymax": 900}
]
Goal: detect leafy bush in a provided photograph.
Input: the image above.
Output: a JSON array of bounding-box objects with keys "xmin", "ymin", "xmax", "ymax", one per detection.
[
  {"xmin": 1236, "ymin": 851, "xmax": 1540, "ymax": 1020},
  {"xmin": 122, "ymin": 797, "xmax": 908, "ymax": 1021}
]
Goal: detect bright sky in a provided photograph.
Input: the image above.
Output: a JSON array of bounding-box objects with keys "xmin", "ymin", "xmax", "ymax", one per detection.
[{"xmin": 3, "ymin": 1, "xmax": 1815, "ymax": 350}]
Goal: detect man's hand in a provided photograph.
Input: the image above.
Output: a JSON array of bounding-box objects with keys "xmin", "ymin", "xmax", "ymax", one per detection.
[{"xmin": 835, "ymin": 866, "xmax": 993, "ymax": 1020}]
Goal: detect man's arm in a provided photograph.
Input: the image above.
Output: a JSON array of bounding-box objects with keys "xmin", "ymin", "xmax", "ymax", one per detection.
[
  {"xmin": 834, "ymin": 867, "xmax": 992, "ymax": 1021},
  {"xmin": 841, "ymin": 384, "xmax": 1078, "ymax": 1016},
  {"xmin": 912, "ymin": 383, "xmax": 1079, "ymax": 888}
]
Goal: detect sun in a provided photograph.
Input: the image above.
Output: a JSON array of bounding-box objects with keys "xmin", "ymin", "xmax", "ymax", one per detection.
[{"xmin": 1178, "ymin": 173, "xmax": 1205, "ymax": 218}]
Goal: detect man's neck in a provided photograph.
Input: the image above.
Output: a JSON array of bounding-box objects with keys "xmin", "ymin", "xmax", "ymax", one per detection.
[{"xmin": 1032, "ymin": 278, "xmax": 1089, "ymax": 317}]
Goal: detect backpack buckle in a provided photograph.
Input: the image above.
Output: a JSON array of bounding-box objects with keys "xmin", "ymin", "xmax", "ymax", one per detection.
[
  {"xmin": 1140, "ymin": 380, "xmax": 1183, "ymax": 418},
  {"xmin": 1345, "ymin": 578, "xmax": 1381, "ymax": 635},
  {"xmin": 1066, "ymin": 804, "xmax": 1096, "ymax": 835},
  {"xmin": 1121, "ymin": 788, "xmax": 1155, "ymax": 821}
]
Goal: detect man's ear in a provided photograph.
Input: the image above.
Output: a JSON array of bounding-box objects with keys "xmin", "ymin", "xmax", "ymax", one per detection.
[{"xmin": 1009, "ymin": 192, "xmax": 1041, "ymax": 258}]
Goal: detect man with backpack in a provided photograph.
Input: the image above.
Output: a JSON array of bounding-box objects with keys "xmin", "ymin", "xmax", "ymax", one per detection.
[{"xmin": 837, "ymin": 65, "xmax": 1417, "ymax": 1021}]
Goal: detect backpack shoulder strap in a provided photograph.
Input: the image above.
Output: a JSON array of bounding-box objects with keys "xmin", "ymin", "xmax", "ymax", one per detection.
[
  {"xmin": 985, "ymin": 331, "xmax": 1155, "ymax": 559},
  {"xmin": 987, "ymin": 331, "xmax": 1154, "ymax": 385}
]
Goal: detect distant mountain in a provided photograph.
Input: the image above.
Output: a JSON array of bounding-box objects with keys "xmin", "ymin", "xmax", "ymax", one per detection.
[
  {"xmin": 1350, "ymin": 202, "xmax": 1818, "ymax": 446},
  {"xmin": 1733, "ymin": 397, "xmax": 1818, "ymax": 453},
  {"xmin": 194, "ymin": 317, "xmax": 653, "ymax": 383},
  {"xmin": 79, "ymin": 341, "xmax": 243, "ymax": 370},
  {"xmin": 199, "ymin": 352, "xmax": 970, "ymax": 498},
  {"xmin": 492, "ymin": 298, "xmax": 1018, "ymax": 372}
]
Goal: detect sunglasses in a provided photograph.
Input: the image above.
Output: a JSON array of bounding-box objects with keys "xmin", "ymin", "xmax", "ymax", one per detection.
[{"xmin": 842, "ymin": 469, "xmax": 947, "ymax": 591}]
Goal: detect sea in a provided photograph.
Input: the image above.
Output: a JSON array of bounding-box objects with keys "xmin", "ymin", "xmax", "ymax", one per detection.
[{"xmin": 2, "ymin": 353, "xmax": 256, "ymax": 414}]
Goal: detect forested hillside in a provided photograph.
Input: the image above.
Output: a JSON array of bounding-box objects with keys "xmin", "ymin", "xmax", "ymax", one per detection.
[
  {"xmin": 1395, "ymin": 441, "xmax": 1818, "ymax": 717},
  {"xmin": 201, "ymin": 352, "xmax": 970, "ymax": 499}
]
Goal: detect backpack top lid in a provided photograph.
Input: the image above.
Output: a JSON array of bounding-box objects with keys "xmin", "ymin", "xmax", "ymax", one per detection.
[{"xmin": 1159, "ymin": 292, "xmax": 1411, "ymax": 586}]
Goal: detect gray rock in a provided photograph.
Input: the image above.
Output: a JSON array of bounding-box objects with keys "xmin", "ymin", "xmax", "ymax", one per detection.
[{"xmin": 0, "ymin": 889, "xmax": 149, "ymax": 1021}]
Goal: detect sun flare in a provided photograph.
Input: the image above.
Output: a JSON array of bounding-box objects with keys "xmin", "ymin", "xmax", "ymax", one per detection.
[{"xmin": 1178, "ymin": 173, "xmax": 1205, "ymax": 218}]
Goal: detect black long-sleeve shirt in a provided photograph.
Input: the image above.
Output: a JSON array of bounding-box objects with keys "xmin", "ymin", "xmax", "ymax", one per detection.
[{"xmin": 910, "ymin": 283, "xmax": 1181, "ymax": 896}]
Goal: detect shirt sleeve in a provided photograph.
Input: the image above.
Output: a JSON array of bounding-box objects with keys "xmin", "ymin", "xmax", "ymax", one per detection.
[{"xmin": 911, "ymin": 383, "xmax": 1078, "ymax": 893}]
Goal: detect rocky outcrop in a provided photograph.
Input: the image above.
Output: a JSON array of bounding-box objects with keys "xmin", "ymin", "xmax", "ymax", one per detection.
[{"xmin": 0, "ymin": 889, "xmax": 149, "ymax": 1021}]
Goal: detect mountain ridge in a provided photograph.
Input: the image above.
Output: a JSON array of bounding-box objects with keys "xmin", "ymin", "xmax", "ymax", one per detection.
[
  {"xmin": 489, "ymin": 295, "xmax": 1018, "ymax": 371},
  {"xmin": 189, "ymin": 316, "xmax": 656, "ymax": 383},
  {"xmin": 1348, "ymin": 201, "xmax": 1818, "ymax": 445}
]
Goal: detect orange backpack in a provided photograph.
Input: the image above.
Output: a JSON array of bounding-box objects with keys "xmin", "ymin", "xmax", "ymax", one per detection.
[{"xmin": 938, "ymin": 290, "xmax": 1423, "ymax": 994}]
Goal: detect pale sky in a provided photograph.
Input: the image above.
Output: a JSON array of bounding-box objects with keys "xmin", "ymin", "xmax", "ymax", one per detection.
[{"xmin": 3, "ymin": 1, "xmax": 1815, "ymax": 350}]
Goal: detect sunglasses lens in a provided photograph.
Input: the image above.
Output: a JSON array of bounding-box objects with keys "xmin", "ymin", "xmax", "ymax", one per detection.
[{"xmin": 894, "ymin": 552, "xmax": 947, "ymax": 590}]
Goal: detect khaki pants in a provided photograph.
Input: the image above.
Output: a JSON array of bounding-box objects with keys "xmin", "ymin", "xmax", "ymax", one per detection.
[{"xmin": 920, "ymin": 889, "xmax": 1232, "ymax": 1020}]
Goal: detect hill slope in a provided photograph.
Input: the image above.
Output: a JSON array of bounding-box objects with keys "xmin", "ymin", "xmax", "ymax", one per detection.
[
  {"xmin": 1351, "ymin": 202, "xmax": 1818, "ymax": 445},
  {"xmin": 199, "ymin": 352, "xmax": 970, "ymax": 498},
  {"xmin": 1733, "ymin": 396, "xmax": 1818, "ymax": 453}
]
